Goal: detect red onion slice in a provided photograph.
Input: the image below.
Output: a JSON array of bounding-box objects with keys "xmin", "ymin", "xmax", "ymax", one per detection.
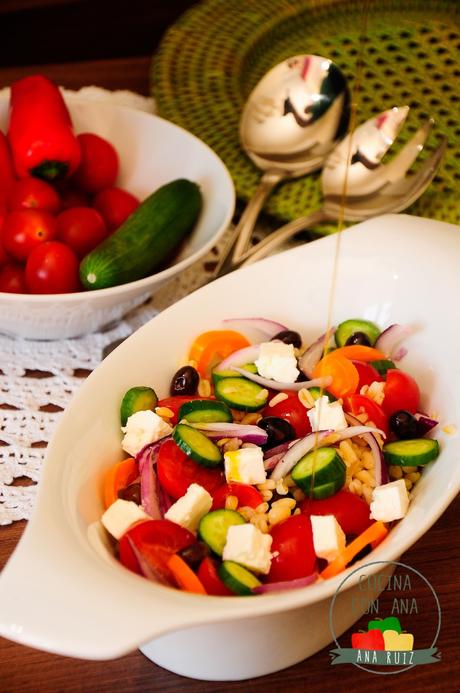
[
  {"xmin": 271, "ymin": 430, "xmax": 333, "ymax": 481},
  {"xmin": 253, "ymin": 573, "xmax": 318, "ymax": 594},
  {"xmin": 139, "ymin": 450, "xmax": 162, "ymax": 520},
  {"xmin": 190, "ymin": 422, "xmax": 268, "ymax": 445},
  {"xmin": 415, "ymin": 412, "xmax": 439, "ymax": 435},
  {"xmin": 232, "ymin": 367, "xmax": 332, "ymax": 392},
  {"xmin": 222, "ymin": 317, "xmax": 288, "ymax": 340},
  {"xmin": 264, "ymin": 441, "xmax": 293, "ymax": 459},
  {"xmin": 218, "ymin": 344, "xmax": 261, "ymax": 370},
  {"xmin": 298, "ymin": 328, "xmax": 336, "ymax": 378},
  {"xmin": 375, "ymin": 324, "xmax": 413, "ymax": 361},
  {"xmin": 344, "ymin": 413, "xmax": 388, "ymax": 486},
  {"xmin": 263, "ymin": 452, "xmax": 285, "ymax": 471}
]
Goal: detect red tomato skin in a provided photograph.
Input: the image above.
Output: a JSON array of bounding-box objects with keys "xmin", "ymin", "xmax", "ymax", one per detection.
[
  {"xmin": 211, "ymin": 483, "xmax": 263, "ymax": 510},
  {"xmin": 56, "ymin": 206, "xmax": 107, "ymax": 258},
  {"xmin": 8, "ymin": 178, "xmax": 60, "ymax": 214},
  {"xmin": 157, "ymin": 396, "xmax": 214, "ymax": 426},
  {"xmin": 263, "ymin": 392, "xmax": 311, "ymax": 438},
  {"xmin": 352, "ymin": 360, "xmax": 383, "ymax": 389},
  {"xmin": 2, "ymin": 210, "xmax": 57, "ymax": 261},
  {"xmin": 300, "ymin": 490, "xmax": 372, "ymax": 536},
  {"xmin": 344, "ymin": 393, "xmax": 389, "ymax": 436},
  {"xmin": 197, "ymin": 557, "xmax": 234, "ymax": 596},
  {"xmin": 93, "ymin": 187, "xmax": 140, "ymax": 231},
  {"xmin": 73, "ymin": 133, "xmax": 119, "ymax": 193},
  {"xmin": 157, "ymin": 439, "xmax": 224, "ymax": 500},
  {"xmin": 382, "ymin": 369, "xmax": 420, "ymax": 416},
  {"xmin": 0, "ymin": 262, "xmax": 28, "ymax": 293},
  {"xmin": 25, "ymin": 241, "xmax": 79, "ymax": 294},
  {"xmin": 59, "ymin": 186, "xmax": 90, "ymax": 211},
  {"xmin": 267, "ymin": 515, "xmax": 317, "ymax": 583}
]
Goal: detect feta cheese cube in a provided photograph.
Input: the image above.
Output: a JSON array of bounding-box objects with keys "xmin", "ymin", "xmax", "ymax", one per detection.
[
  {"xmin": 224, "ymin": 446, "xmax": 266, "ymax": 485},
  {"xmin": 370, "ymin": 479, "xmax": 409, "ymax": 522},
  {"xmin": 101, "ymin": 499, "xmax": 149, "ymax": 540},
  {"xmin": 311, "ymin": 514, "xmax": 346, "ymax": 562},
  {"xmin": 307, "ymin": 396, "xmax": 348, "ymax": 432},
  {"xmin": 121, "ymin": 409, "xmax": 172, "ymax": 457},
  {"xmin": 222, "ymin": 523, "xmax": 273, "ymax": 574},
  {"xmin": 255, "ymin": 341, "xmax": 299, "ymax": 383},
  {"xmin": 164, "ymin": 483, "xmax": 213, "ymax": 533}
]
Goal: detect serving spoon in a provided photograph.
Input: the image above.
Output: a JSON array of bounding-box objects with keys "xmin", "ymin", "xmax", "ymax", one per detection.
[{"xmin": 213, "ymin": 54, "xmax": 350, "ymax": 275}]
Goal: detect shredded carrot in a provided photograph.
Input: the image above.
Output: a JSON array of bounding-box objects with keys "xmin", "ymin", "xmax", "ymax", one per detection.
[
  {"xmin": 333, "ymin": 345, "xmax": 387, "ymax": 362},
  {"xmin": 167, "ymin": 554, "xmax": 207, "ymax": 594},
  {"xmin": 103, "ymin": 457, "xmax": 138, "ymax": 509},
  {"xmin": 320, "ymin": 521, "xmax": 389, "ymax": 579}
]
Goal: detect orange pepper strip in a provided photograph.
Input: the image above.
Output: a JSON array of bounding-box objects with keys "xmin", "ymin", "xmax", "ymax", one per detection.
[
  {"xmin": 312, "ymin": 352, "xmax": 360, "ymax": 399},
  {"xmin": 320, "ymin": 521, "xmax": 389, "ymax": 579},
  {"xmin": 167, "ymin": 554, "xmax": 207, "ymax": 594},
  {"xmin": 103, "ymin": 457, "xmax": 138, "ymax": 509},
  {"xmin": 188, "ymin": 330, "xmax": 250, "ymax": 378},
  {"xmin": 333, "ymin": 345, "xmax": 387, "ymax": 362}
]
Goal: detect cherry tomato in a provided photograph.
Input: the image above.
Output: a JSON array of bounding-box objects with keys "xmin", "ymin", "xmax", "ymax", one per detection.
[
  {"xmin": 25, "ymin": 241, "xmax": 80, "ymax": 294},
  {"xmin": 119, "ymin": 519, "xmax": 195, "ymax": 580},
  {"xmin": 2, "ymin": 210, "xmax": 57, "ymax": 261},
  {"xmin": 157, "ymin": 439, "xmax": 224, "ymax": 500},
  {"xmin": 313, "ymin": 351, "xmax": 359, "ymax": 399},
  {"xmin": 93, "ymin": 187, "xmax": 140, "ymax": 231},
  {"xmin": 188, "ymin": 330, "xmax": 251, "ymax": 378},
  {"xmin": 352, "ymin": 360, "xmax": 382, "ymax": 389},
  {"xmin": 56, "ymin": 207, "xmax": 107, "ymax": 258},
  {"xmin": 59, "ymin": 185, "xmax": 90, "ymax": 211},
  {"xmin": 382, "ymin": 369, "xmax": 420, "ymax": 416},
  {"xmin": 344, "ymin": 393, "xmax": 389, "ymax": 435},
  {"xmin": 157, "ymin": 395, "xmax": 215, "ymax": 426},
  {"xmin": 211, "ymin": 482, "xmax": 263, "ymax": 510},
  {"xmin": 300, "ymin": 490, "xmax": 372, "ymax": 536},
  {"xmin": 266, "ymin": 515, "xmax": 317, "ymax": 583},
  {"xmin": 0, "ymin": 206, "xmax": 9, "ymax": 266},
  {"xmin": 73, "ymin": 133, "xmax": 119, "ymax": 193},
  {"xmin": 8, "ymin": 178, "xmax": 60, "ymax": 214},
  {"xmin": 197, "ymin": 557, "xmax": 233, "ymax": 596},
  {"xmin": 0, "ymin": 263, "xmax": 27, "ymax": 293},
  {"xmin": 262, "ymin": 392, "xmax": 311, "ymax": 438}
]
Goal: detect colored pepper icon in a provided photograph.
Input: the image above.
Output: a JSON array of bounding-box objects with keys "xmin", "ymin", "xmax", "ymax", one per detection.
[
  {"xmin": 351, "ymin": 629, "xmax": 385, "ymax": 650},
  {"xmin": 383, "ymin": 630, "xmax": 414, "ymax": 651},
  {"xmin": 368, "ymin": 616, "xmax": 402, "ymax": 634}
]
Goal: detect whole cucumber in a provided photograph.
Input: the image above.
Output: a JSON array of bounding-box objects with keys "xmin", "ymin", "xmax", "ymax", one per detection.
[{"xmin": 80, "ymin": 178, "xmax": 202, "ymax": 290}]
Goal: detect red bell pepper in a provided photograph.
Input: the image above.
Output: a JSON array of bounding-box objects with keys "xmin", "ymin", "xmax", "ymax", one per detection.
[
  {"xmin": 0, "ymin": 130, "xmax": 15, "ymax": 203},
  {"xmin": 351, "ymin": 629, "xmax": 385, "ymax": 650},
  {"xmin": 8, "ymin": 75, "xmax": 81, "ymax": 182}
]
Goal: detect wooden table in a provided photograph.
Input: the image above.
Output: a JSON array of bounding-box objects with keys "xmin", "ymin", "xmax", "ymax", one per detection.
[{"xmin": 0, "ymin": 57, "xmax": 459, "ymax": 692}]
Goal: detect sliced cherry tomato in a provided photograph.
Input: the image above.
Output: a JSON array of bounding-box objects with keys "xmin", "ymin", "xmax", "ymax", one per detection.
[
  {"xmin": 93, "ymin": 186, "xmax": 140, "ymax": 231},
  {"xmin": 119, "ymin": 519, "xmax": 195, "ymax": 580},
  {"xmin": 352, "ymin": 360, "xmax": 383, "ymax": 389},
  {"xmin": 0, "ymin": 262, "xmax": 27, "ymax": 293},
  {"xmin": 211, "ymin": 482, "xmax": 263, "ymax": 510},
  {"xmin": 266, "ymin": 515, "xmax": 317, "ymax": 583},
  {"xmin": 8, "ymin": 178, "xmax": 60, "ymax": 214},
  {"xmin": 313, "ymin": 351, "xmax": 359, "ymax": 399},
  {"xmin": 333, "ymin": 345, "xmax": 386, "ymax": 362},
  {"xmin": 25, "ymin": 241, "xmax": 80, "ymax": 294},
  {"xmin": 56, "ymin": 206, "xmax": 107, "ymax": 258},
  {"xmin": 73, "ymin": 133, "xmax": 119, "ymax": 193},
  {"xmin": 262, "ymin": 391, "xmax": 311, "ymax": 438},
  {"xmin": 300, "ymin": 490, "xmax": 372, "ymax": 536},
  {"xmin": 382, "ymin": 369, "xmax": 420, "ymax": 416},
  {"xmin": 344, "ymin": 393, "xmax": 389, "ymax": 435},
  {"xmin": 188, "ymin": 330, "xmax": 251, "ymax": 378},
  {"xmin": 197, "ymin": 557, "xmax": 234, "ymax": 596},
  {"xmin": 157, "ymin": 439, "xmax": 224, "ymax": 500},
  {"xmin": 157, "ymin": 395, "xmax": 215, "ymax": 426},
  {"xmin": 2, "ymin": 210, "xmax": 57, "ymax": 261}
]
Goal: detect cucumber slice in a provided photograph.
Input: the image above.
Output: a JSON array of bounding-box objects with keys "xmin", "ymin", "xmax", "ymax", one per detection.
[
  {"xmin": 198, "ymin": 509, "xmax": 246, "ymax": 555},
  {"xmin": 335, "ymin": 319, "xmax": 381, "ymax": 347},
  {"xmin": 218, "ymin": 561, "xmax": 262, "ymax": 595},
  {"xmin": 308, "ymin": 386, "xmax": 337, "ymax": 403},
  {"xmin": 215, "ymin": 377, "xmax": 268, "ymax": 411},
  {"xmin": 173, "ymin": 423, "xmax": 223, "ymax": 467},
  {"xmin": 291, "ymin": 446, "xmax": 346, "ymax": 499},
  {"xmin": 178, "ymin": 399, "xmax": 232, "ymax": 423},
  {"xmin": 120, "ymin": 386, "xmax": 158, "ymax": 426},
  {"xmin": 212, "ymin": 364, "xmax": 258, "ymax": 385},
  {"xmin": 383, "ymin": 438, "xmax": 440, "ymax": 466},
  {"xmin": 370, "ymin": 359, "xmax": 396, "ymax": 377}
]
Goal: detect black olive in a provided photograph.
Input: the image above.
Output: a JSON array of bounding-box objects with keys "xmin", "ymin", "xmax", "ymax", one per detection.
[
  {"xmin": 345, "ymin": 331, "xmax": 371, "ymax": 346},
  {"xmin": 117, "ymin": 483, "xmax": 141, "ymax": 505},
  {"xmin": 258, "ymin": 416, "xmax": 296, "ymax": 449},
  {"xmin": 389, "ymin": 409, "xmax": 419, "ymax": 439},
  {"xmin": 178, "ymin": 542, "xmax": 210, "ymax": 570},
  {"xmin": 170, "ymin": 365, "xmax": 199, "ymax": 396},
  {"xmin": 271, "ymin": 330, "xmax": 302, "ymax": 349}
]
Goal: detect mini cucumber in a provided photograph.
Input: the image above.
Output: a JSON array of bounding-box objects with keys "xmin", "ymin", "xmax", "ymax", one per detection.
[
  {"xmin": 308, "ymin": 386, "xmax": 337, "ymax": 403},
  {"xmin": 120, "ymin": 386, "xmax": 158, "ymax": 426},
  {"xmin": 291, "ymin": 446, "xmax": 346, "ymax": 499},
  {"xmin": 173, "ymin": 423, "xmax": 222, "ymax": 467},
  {"xmin": 214, "ymin": 377, "xmax": 268, "ymax": 411},
  {"xmin": 335, "ymin": 319, "xmax": 381, "ymax": 347},
  {"xmin": 370, "ymin": 359, "xmax": 396, "ymax": 377},
  {"xmin": 218, "ymin": 561, "xmax": 262, "ymax": 595},
  {"xmin": 178, "ymin": 399, "xmax": 232, "ymax": 423},
  {"xmin": 80, "ymin": 179, "xmax": 202, "ymax": 290},
  {"xmin": 212, "ymin": 364, "xmax": 257, "ymax": 385},
  {"xmin": 198, "ymin": 510, "xmax": 246, "ymax": 555},
  {"xmin": 383, "ymin": 438, "xmax": 440, "ymax": 466}
]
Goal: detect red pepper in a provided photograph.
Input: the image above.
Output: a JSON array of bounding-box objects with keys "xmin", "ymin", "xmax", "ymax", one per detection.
[
  {"xmin": 0, "ymin": 131, "xmax": 15, "ymax": 204},
  {"xmin": 8, "ymin": 75, "xmax": 81, "ymax": 182},
  {"xmin": 351, "ymin": 629, "xmax": 385, "ymax": 650}
]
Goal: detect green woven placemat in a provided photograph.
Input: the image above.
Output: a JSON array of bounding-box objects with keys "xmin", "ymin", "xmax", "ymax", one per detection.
[{"xmin": 152, "ymin": 0, "xmax": 460, "ymax": 231}]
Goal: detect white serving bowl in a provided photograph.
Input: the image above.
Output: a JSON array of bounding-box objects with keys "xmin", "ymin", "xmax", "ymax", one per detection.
[
  {"xmin": 1, "ymin": 215, "xmax": 459, "ymax": 680},
  {"xmin": 0, "ymin": 96, "xmax": 234, "ymax": 340}
]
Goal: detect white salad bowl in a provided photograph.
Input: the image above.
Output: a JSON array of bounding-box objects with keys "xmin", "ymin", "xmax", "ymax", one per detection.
[
  {"xmin": 0, "ymin": 96, "xmax": 234, "ymax": 340},
  {"xmin": 1, "ymin": 214, "xmax": 459, "ymax": 681}
]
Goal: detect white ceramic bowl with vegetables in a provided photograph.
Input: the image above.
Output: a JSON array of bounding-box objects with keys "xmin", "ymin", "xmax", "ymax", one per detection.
[
  {"xmin": 1, "ymin": 214, "xmax": 459, "ymax": 681},
  {"xmin": 0, "ymin": 94, "xmax": 235, "ymax": 340}
]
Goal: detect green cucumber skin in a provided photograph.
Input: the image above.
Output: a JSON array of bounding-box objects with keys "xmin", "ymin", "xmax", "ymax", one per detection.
[
  {"xmin": 335, "ymin": 319, "xmax": 381, "ymax": 347},
  {"xmin": 80, "ymin": 179, "xmax": 202, "ymax": 290},
  {"xmin": 383, "ymin": 438, "xmax": 440, "ymax": 466}
]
